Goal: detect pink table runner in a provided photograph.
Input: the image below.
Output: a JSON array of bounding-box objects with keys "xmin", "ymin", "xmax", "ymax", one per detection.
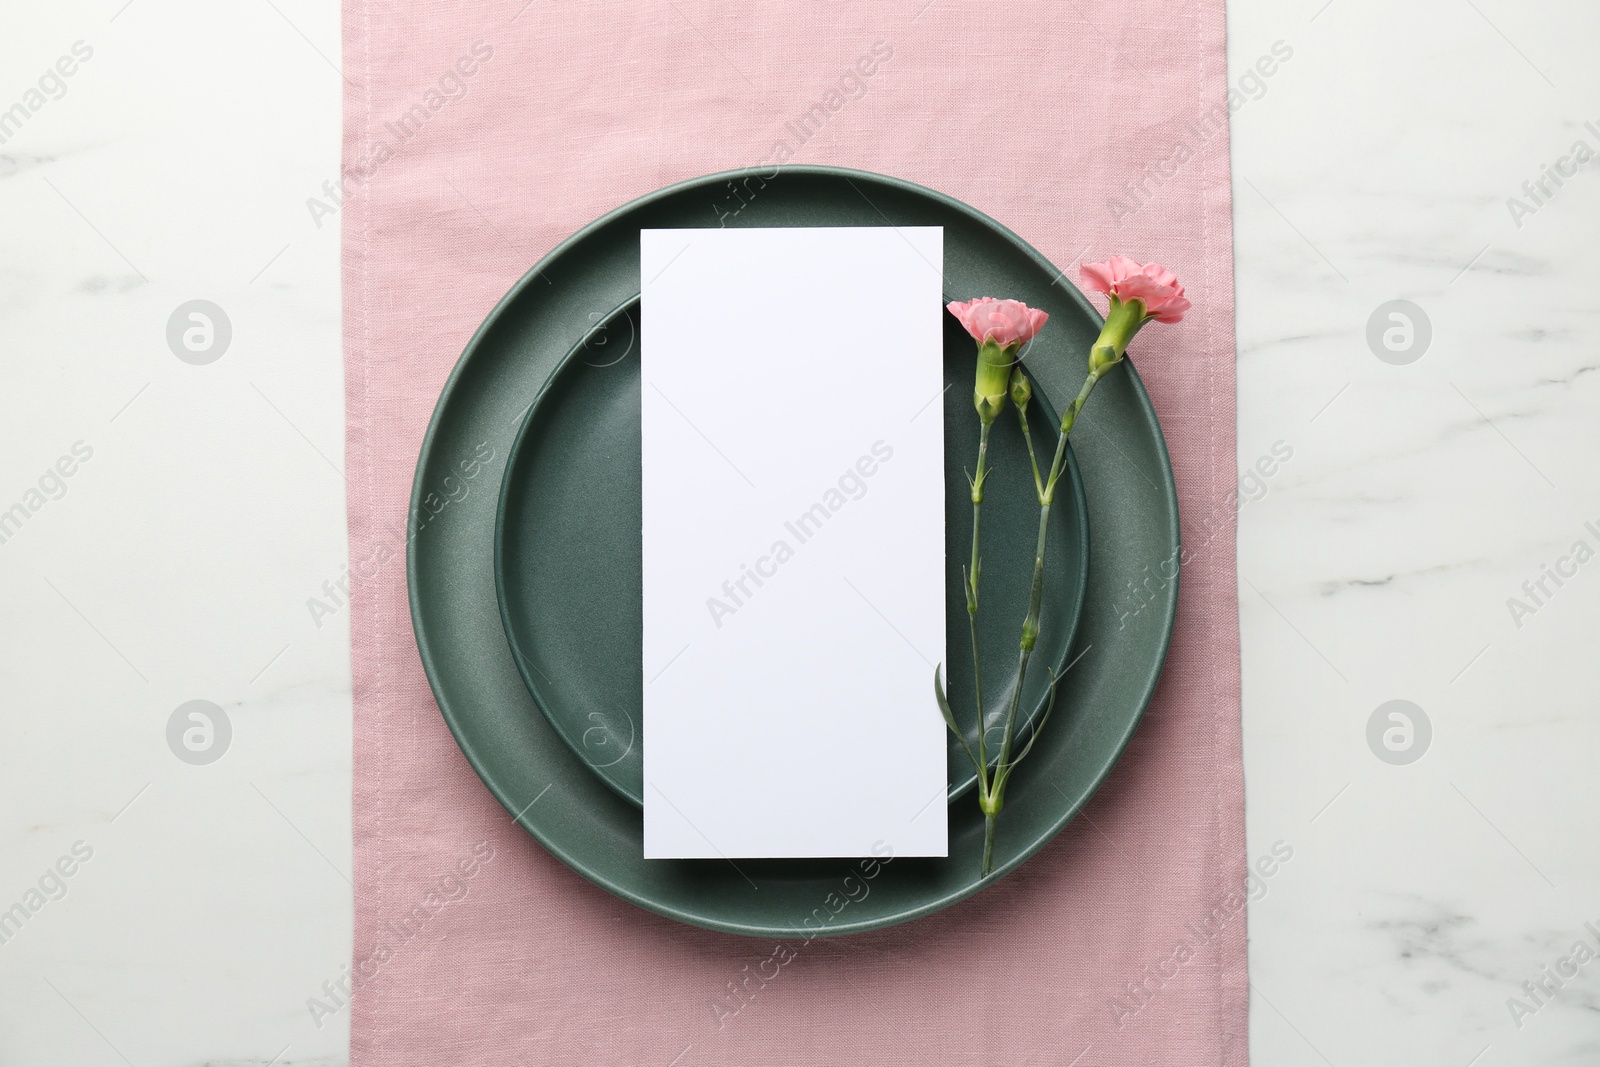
[{"xmin": 343, "ymin": 2, "xmax": 1244, "ymax": 1063}]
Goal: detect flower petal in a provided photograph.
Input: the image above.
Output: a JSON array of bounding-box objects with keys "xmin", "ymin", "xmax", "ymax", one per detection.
[
  {"xmin": 1149, "ymin": 294, "xmax": 1191, "ymax": 323},
  {"xmin": 1079, "ymin": 260, "xmax": 1116, "ymax": 294}
]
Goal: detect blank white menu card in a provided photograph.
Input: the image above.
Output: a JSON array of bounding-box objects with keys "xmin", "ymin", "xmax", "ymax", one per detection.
[{"xmin": 640, "ymin": 226, "xmax": 948, "ymax": 859}]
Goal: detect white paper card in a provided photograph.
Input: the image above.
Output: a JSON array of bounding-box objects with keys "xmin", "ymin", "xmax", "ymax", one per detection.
[{"xmin": 640, "ymin": 226, "xmax": 947, "ymax": 859}]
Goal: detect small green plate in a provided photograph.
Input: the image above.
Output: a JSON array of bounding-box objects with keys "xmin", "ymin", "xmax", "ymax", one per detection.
[
  {"xmin": 408, "ymin": 166, "xmax": 1179, "ymax": 937},
  {"xmin": 493, "ymin": 296, "xmax": 1089, "ymax": 808}
]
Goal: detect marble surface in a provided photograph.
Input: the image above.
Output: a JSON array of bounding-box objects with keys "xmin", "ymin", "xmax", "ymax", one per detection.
[
  {"xmin": 1233, "ymin": 1, "xmax": 1600, "ymax": 1064},
  {"xmin": 2, "ymin": 0, "xmax": 1597, "ymax": 1064},
  {"xmin": 0, "ymin": 2, "xmax": 349, "ymax": 1065}
]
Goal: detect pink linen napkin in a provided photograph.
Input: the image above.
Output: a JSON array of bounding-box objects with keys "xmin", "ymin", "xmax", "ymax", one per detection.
[{"xmin": 342, "ymin": 2, "xmax": 1244, "ymax": 1064}]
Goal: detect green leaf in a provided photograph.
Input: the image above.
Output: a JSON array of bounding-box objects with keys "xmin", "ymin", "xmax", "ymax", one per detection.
[
  {"xmin": 933, "ymin": 664, "xmax": 960, "ymax": 733},
  {"xmin": 1004, "ymin": 666, "xmax": 1059, "ymax": 772},
  {"xmin": 934, "ymin": 665, "xmax": 981, "ymax": 775}
]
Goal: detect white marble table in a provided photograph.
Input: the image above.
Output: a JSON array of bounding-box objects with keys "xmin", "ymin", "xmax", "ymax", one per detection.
[
  {"xmin": 2, "ymin": 0, "xmax": 1596, "ymax": 1063},
  {"xmin": 0, "ymin": 3, "xmax": 349, "ymax": 1064},
  {"xmin": 1234, "ymin": 2, "xmax": 1600, "ymax": 1064}
]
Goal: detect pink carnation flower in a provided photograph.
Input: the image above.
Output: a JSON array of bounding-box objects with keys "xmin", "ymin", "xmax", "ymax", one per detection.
[
  {"xmin": 946, "ymin": 297, "xmax": 1050, "ymax": 348},
  {"xmin": 1079, "ymin": 256, "xmax": 1190, "ymax": 324}
]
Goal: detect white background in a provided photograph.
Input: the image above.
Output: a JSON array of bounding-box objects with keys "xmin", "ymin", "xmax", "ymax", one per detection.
[{"xmin": 1, "ymin": 0, "xmax": 1597, "ymax": 1064}]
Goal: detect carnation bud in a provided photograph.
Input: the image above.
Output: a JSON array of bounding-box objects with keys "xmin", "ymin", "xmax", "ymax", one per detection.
[{"xmin": 1008, "ymin": 366, "xmax": 1032, "ymax": 410}]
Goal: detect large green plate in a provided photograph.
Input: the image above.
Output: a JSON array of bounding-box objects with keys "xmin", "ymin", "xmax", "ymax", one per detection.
[
  {"xmin": 492, "ymin": 295, "xmax": 1089, "ymax": 808},
  {"xmin": 408, "ymin": 166, "xmax": 1179, "ymax": 937}
]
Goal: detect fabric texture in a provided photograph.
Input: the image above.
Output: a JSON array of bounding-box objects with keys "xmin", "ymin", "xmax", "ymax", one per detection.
[{"xmin": 343, "ymin": 2, "xmax": 1244, "ymax": 1063}]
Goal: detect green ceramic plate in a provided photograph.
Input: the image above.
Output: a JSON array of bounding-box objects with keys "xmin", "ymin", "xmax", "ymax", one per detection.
[
  {"xmin": 493, "ymin": 296, "xmax": 1089, "ymax": 808},
  {"xmin": 408, "ymin": 166, "xmax": 1179, "ymax": 937}
]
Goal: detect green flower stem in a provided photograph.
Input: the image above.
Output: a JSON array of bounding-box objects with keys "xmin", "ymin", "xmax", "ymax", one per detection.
[
  {"xmin": 1055, "ymin": 366, "xmax": 1104, "ymax": 445},
  {"xmin": 979, "ymin": 367, "xmax": 1105, "ymax": 876},
  {"xmin": 954, "ymin": 341, "xmax": 1023, "ymax": 818},
  {"xmin": 1015, "ymin": 394, "xmax": 1045, "ymax": 501},
  {"xmin": 982, "ymin": 810, "xmax": 997, "ymax": 875},
  {"xmin": 966, "ymin": 418, "xmax": 994, "ymax": 784}
]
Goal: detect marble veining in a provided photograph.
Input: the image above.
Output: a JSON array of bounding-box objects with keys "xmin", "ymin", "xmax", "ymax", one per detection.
[{"xmin": 1237, "ymin": 1, "xmax": 1600, "ymax": 1065}]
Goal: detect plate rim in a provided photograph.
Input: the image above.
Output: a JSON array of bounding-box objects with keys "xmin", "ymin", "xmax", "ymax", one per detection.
[{"xmin": 406, "ymin": 164, "xmax": 1180, "ymax": 936}]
